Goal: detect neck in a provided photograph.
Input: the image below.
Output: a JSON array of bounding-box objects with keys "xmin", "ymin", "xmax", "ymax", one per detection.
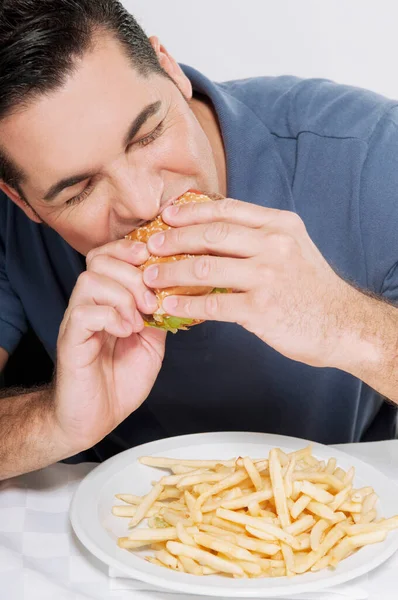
[{"xmin": 189, "ymin": 92, "xmax": 227, "ymax": 197}]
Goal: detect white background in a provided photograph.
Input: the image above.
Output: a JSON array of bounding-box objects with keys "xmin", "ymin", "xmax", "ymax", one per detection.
[{"xmin": 123, "ymin": 0, "xmax": 398, "ymax": 99}]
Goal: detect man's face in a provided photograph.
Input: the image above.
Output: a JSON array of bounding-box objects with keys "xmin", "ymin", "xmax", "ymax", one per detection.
[{"xmin": 0, "ymin": 36, "xmax": 220, "ymax": 255}]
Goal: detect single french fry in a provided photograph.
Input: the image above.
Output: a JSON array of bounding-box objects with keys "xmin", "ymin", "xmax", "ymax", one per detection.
[
  {"xmin": 179, "ymin": 555, "xmax": 203, "ymax": 575},
  {"xmin": 155, "ymin": 549, "xmax": 180, "ymax": 569},
  {"xmin": 127, "ymin": 526, "xmax": 198, "ymax": 542},
  {"xmin": 281, "ymin": 542, "xmax": 295, "ymax": 577},
  {"xmin": 310, "ymin": 519, "xmax": 329, "ymax": 551},
  {"xmin": 284, "ymin": 456, "xmax": 296, "ymax": 499},
  {"xmin": 325, "ymin": 458, "xmax": 337, "ymax": 474},
  {"xmin": 193, "ymin": 532, "xmax": 258, "ymax": 563},
  {"xmin": 285, "ymin": 514, "xmax": 315, "ymax": 536},
  {"xmin": 361, "ymin": 492, "xmax": 378, "ymax": 516},
  {"xmin": 290, "ymin": 494, "xmax": 312, "ymax": 520},
  {"xmin": 293, "ymin": 471, "xmax": 344, "ymax": 492},
  {"xmin": 176, "ymin": 522, "xmax": 196, "ymax": 546},
  {"xmin": 129, "ymin": 483, "xmax": 164, "ymax": 528},
  {"xmin": 139, "ymin": 457, "xmax": 237, "ymax": 469},
  {"xmin": 159, "ymin": 469, "xmax": 210, "ymax": 487},
  {"xmin": 329, "ymin": 537, "xmax": 353, "ymax": 566},
  {"xmin": 211, "ymin": 516, "xmax": 246, "ymax": 534},
  {"xmin": 340, "ymin": 502, "xmax": 362, "ymax": 514},
  {"xmin": 161, "ymin": 509, "xmax": 192, "ymax": 527},
  {"xmin": 160, "ymin": 487, "xmax": 183, "ymax": 500},
  {"xmin": 359, "ymin": 509, "xmax": 377, "ymax": 524},
  {"xmin": 333, "ymin": 467, "xmax": 346, "ymax": 481},
  {"xmin": 306, "ymin": 500, "xmax": 345, "ymax": 522},
  {"xmin": 112, "ymin": 505, "xmax": 158, "ymax": 518},
  {"xmin": 297, "ymin": 533, "xmax": 311, "ymax": 550},
  {"xmin": 166, "ymin": 540, "xmax": 244, "ymax": 576},
  {"xmin": 276, "ymin": 449, "xmax": 289, "ymax": 467},
  {"xmin": 297, "ymin": 481, "xmax": 334, "ymax": 504},
  {"xmin": 351, "ymin": 487, "xmax": 373, "ymax": 503},
  {"xmin": 248, "ymin": 501, "xmax": 262, "ymax": 517},
  {"xmin": 344, "ymin": 516, "xmax": 398, "ymax": 536},
  {"xmin": 311, "ymin": 555, "xmax": 330, "ymax": 572},
  {"xmin": 234, "ymin": 559, "xmax": 262, "ymax": 576},
  {"xmin": 288, "ymin": 445, "xmax": 312, "ymax": 462},
  {"xmin": 343, "ymin": 466, "xmax": 355, "ymax": 486},
  {"xmin": 328, "ymin": 486, "xmax": 352, "ymax": 511},
  {"xmin": 177, "ymin": 471, "xmax": 233, "ymax": 488},
  {"xmin": 269, "ymin": 449, "xmax": 291, "ymax": 528},
  {"xmin": 170, "ymin": 465, "xmax": 198, "ymax": 474},
  {"xmin": 243, "ymin": 456, "xmax": 263, "ymax": 491},
  {"xmin": 117, "ymin": 537, "xmax": 151, "ymax": 549},
  {"xmin": 221, "ymin": 488, "xmax": 272, "ymax": 510}
]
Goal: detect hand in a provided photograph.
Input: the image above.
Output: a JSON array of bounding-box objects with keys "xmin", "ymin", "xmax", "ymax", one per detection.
[
  {"xmin": 143, "ymin": 198, "xmax": 354, "ymax": 369},
  {"xmin": 53, "ymin": 239, "xmax": 166, "ymax": 453}
]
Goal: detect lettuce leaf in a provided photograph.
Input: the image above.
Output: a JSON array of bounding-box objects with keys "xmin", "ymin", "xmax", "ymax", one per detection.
[{"xmin": 143, "ymin": 287, "xmax": 230, "ymax": 333}]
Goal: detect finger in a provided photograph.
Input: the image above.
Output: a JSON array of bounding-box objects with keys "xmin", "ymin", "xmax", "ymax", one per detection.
[
  {"xmin": 59, "ymin": 305, "xmax": 134, "ymax": 365},
  {"xmin": 65, "ymin": 271, "xmax": 144, "ymax": 332},
  {"xmin": 161, "ymin": 292, "xmax": 244, "ymax": 325},
  {"xmin": 87, "ymin": 254, "xmax": 158, "ymax": 315},
  {"xmin": 142, "ymin": 255, "xmax": 253, "ymax": 291},
  {"xmin": 86, "ymin": 238, "xmax": 150, "ymax": 268},
  {"xmin": 162, "ymin": 197, "xmax": 290, "ymax": 229},
  {"xmin": 147, "ymin": 222, "xmax": 262, "ymax": 258}
]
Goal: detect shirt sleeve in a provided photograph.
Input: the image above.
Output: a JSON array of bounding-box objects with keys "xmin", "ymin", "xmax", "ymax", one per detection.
[
  {"xmin": 0, "ymin": 228, "xmax": 28, "ymax": 354},
  {"xmin": 359, "ymin": 105, "xmax": 398, "ymax": 299}
]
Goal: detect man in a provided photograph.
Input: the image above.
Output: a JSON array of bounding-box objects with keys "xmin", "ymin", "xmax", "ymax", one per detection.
[{"xmin": 0, "ymin": 0, "xmax": 397, "ymax": 480}]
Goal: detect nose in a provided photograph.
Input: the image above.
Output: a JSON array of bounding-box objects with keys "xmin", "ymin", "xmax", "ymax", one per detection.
[{"xmin": 110, "ymin": 161, "xmax": 163, "ymax": 226}]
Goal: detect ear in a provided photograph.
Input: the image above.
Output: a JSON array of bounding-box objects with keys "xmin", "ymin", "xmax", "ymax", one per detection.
[
  {"xmin": 149, "ymin": 36, "xmax": 192, "ymax": 100},
  {"xmin": 0, "ymin": 182, "xmax": 42, "ymax": 223}
]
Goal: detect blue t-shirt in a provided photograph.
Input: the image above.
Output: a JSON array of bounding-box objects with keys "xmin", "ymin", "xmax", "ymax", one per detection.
[{"xmin": 1, "ymin": 65, "xmax": 398, "ymax": 459}]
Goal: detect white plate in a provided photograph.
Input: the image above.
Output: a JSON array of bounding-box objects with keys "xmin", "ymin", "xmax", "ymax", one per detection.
[{"xmin": 70, "ymin": 431, "xmax": 398, "ymax": 597}]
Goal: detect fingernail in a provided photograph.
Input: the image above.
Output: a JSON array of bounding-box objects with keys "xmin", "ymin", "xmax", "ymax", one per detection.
[
  {"xmin": 131, "ymin": 242, "xmax": 146, "ymax": 254},
  {"xmin": 163, "ymin": 206, "xmax": 179, "ymax": 219},
  {"xmin": 144, "ymin": 290, "xmax": 158, "ymax": 311},
  {"xmin": 144, "ymin": 265, "xmax": 159, "ymax": 283},
  {"xmin": 163, "ymin": 296, "xmax": 178, "ymax": 311},
  {"xmin": 149, "ymin": 232, "xmax": 165, "ymax": 249}
]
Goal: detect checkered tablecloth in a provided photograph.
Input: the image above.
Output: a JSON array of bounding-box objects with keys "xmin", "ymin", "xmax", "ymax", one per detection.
[{"xmin": 1, "ymin": 441, "xmax": 398, "ymax": 600}]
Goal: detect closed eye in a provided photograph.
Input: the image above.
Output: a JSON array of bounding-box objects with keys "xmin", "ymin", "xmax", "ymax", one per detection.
[{"xmin": 132, "ymin": 120, "xmax": 165, "ymax": 148}]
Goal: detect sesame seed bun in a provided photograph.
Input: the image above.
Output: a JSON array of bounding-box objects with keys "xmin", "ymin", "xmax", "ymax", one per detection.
[{"xmin": 125, "ymin": 190, "xmax": 225, "ymax": 333}]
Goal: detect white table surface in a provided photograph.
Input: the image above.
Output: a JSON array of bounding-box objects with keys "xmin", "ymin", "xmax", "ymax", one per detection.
[{"xmin": 1, "ymin": 440, "xmax": 398, "ymax": 600}]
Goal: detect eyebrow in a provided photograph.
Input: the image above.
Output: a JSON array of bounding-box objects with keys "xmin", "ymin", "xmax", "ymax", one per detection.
[{"xmin": 42, "ymin": 100, "xmax": 162, "ymax": 202}]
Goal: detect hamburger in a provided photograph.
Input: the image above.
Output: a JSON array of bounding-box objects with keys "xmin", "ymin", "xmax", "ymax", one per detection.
[{"xmin": 126, "ymin": 190, "xmax": 228, "ymax": 333}]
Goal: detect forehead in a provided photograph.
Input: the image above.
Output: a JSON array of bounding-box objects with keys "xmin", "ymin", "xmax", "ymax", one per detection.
[{"xmin": 0, "ymin": 37, "xmax": 169, "ymax": 185}]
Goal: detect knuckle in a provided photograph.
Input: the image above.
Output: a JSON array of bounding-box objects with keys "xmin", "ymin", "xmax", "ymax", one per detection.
[
  {"xmin": 204, "ymin": 292, "xmax": 220, "ymax": 318},
  {"xmin": 85, "ymin": 248, "xmax": 97, "ymax": 266},
  {"xmin": 216, "ymin": 197, "xmax": 239, "ymax": 218},
  {"xmin": 283, "ymin": 211, "xmax": 304, "ymax": 231},
  {"xmin": 70, "ymin": 305, "xmax": 86, "ymax": 325},
  {"xmin": 204, "ymin": 221, "xmax": 230, "ymax": 245},
  {"xmin": 269, "ymin": 232, "xmax": 296, "ymax": 258},
  {"xmin": 88, "ymin": 254, "xmax": 107, "ymax": 273},
  {"xmin": 77, "ymin": 270, "xmax": 96, "ymax": 290},
  {"xmin": 193, "ymin": 255, "xmax": 212, "ymax": 280}
]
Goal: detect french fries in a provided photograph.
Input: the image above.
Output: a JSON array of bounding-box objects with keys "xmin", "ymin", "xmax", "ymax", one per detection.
[{"xmin": 111, "ymin": 446, "xmax": 398, "ymax": 579}]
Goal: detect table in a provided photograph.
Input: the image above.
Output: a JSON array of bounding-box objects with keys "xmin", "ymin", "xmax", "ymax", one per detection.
[{"xmin": 1, "ymin": 440, "xmax": 398, "ymax": 599}]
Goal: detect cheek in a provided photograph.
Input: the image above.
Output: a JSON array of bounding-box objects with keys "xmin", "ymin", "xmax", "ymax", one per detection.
[
  {"xmin": 43, "ymin": 204, "xmax": 110, "ymax": 255},
  {"xmin": 151, "ymin": 117, "xmax": 213, "ymax": 177}
]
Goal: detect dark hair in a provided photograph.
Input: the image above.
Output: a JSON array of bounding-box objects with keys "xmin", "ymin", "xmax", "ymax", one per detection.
[{"xmin": 0, "ymin": 0, "xmax": 166, "ymax": 190}]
